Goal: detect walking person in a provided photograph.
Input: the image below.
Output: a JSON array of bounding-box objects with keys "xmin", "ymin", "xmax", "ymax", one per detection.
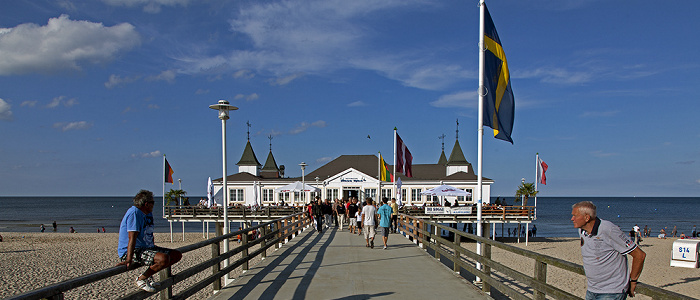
[
  {"xmin": 336, "ymin": 199, "xmax": 346, "ymax": 231},
  {"xmin": 116, "ymin": 190, "xmax": 182, "ymax": 292},
  {"xmin": 377, "ymin": 198, "xmax": 393, "ymax": 249},
  {"xmin": 571, "ymin": 201, "xmax": 645, "ymax": 299},
  {"xmin": 348, "ymin": 198, "xmax": 358, "ymax": 234},
  {"xmin": 312, "ymin": 197, "xmax": 324, "ymax": 233},
  {"xmin": 390, "ymin": 198, "xmax": 399, "ymax": 233},
  {"xmin": 323, "ymin": 199, "xmax": 332, "ymax": 229},
  {"xmin": 361, "ymin": 197, "xmax": 377, "ymax": 248}
]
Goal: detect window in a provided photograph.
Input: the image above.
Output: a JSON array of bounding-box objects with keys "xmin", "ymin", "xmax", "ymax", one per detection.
[
  {"xmin": 326, "ymin": 188, "xmax": 339, "ymax": 201},
  {"xmin": 278, "ymin": 192, "xmax": 290, "ymax": 203},
  {"xmin": 229, "ymin": 189, "xmax": 244, "ymax": 204},
  {"xmin": 411, "ymin": 188, "xmax": 422, "ymax": 204},
  {"xmin": 262, "ymin": 189, "xmax": 275, "ymax": 203},
  {"xmin": 381, "ymin": 188, "xmax": 392, "ymax": 199},
  {"xmin": 400, "ymin": 188, "xmax": 407, "ymax": 202},
  {"xmin": 364, "ymin": 188, "xmax": 377, "ymax": 200},
  {"xmin": 457, "ymin": 188, "xmax": 473, "ymax": 203}
]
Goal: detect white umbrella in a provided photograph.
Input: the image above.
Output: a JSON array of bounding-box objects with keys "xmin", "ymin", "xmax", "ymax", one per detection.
[
  {"xmin": 420, "ymin": 184, "xmax": 471, "ymax": 197},
  {"xmin": 206, "ymin": 177, "xmax": 214, "ymax": 208},
  {"xmin": 274, "ymin": 181, "xmax": 320, "ymax": 193},
  {"xmin": 421, "ymin": 184, "xmax": 471, "ymax": 206}
]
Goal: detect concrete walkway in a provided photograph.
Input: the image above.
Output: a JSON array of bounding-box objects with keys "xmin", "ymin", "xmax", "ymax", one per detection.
[{"xmin": 209, "ymin": 225, "xmax": 492, "ymax": 300}]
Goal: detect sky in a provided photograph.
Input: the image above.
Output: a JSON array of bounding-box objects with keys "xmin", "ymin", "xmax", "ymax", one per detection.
[{"xmin": 1, "ymin": 0, "xmax": 699, "ymax": 197}]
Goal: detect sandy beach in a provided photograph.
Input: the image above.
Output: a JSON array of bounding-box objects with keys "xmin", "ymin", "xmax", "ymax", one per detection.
[{"xmin": 0, "ymin": 232, "xmax": 698, "ymax": 299}]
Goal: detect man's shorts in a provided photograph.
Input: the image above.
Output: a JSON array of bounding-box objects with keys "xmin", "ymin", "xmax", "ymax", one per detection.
[
  {"xmin": 378, "ymin": 226, "xmax": 390, "ymax": 237},
  {"xmin": 120, "ymin": 246, "xmax": 172, "ymax": 266},
  {"xmin": 363, "ymin": 225, "xmax": 376, "ymax": 239}
]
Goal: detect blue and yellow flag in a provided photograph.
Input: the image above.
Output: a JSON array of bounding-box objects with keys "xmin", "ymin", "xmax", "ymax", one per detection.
[{"xmin": 483, "ymin": 4, "xmax": 514, "ymax": 144}]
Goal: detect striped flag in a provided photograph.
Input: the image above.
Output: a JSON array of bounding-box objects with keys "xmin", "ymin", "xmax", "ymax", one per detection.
[
  {"xmin": 482, "ymin": 4, "xmax": 515, "ymax": 143},
  {"xmin": 538, "ymin": 157, "xmax": 548, "ymax": 185},
  {"xmin": 379, "ymin": 153, "xmax": 393, "ymax": 182},
  {"xmin": 165, "ymin": 158, "xmax": 174, "ymax": 183},
  {"xmin": 395, "ymin": 132, "xmax": 413, "ymax": 177}
]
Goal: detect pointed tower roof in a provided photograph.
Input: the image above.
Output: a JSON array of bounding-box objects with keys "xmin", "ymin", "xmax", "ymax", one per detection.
[
  {"xmin": 447, "ymin": 140, "xmax": 470, "ymax": 166},
  {"xmin": 438, "ymin": 150, "xmax": 448, "ymax": 165},
  {"xmin": 262, "ymin": 151, "xmax": 279, "ymax": 172},
  {"xmin": 237, "ymin": 140, "xmax": 262, "ymax": 166}
]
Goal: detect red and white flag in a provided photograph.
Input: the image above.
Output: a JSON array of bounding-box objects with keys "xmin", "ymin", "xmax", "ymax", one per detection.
[
  {"xmin": 538, "ymin": 157, "xmax": 548, "ymax": 185},
  {"xmin": 395, "ymin": 132, "xmax": 413, "ymax": 177}
]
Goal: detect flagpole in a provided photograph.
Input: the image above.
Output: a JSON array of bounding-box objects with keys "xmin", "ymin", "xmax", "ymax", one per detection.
[
  {"xmin": 535, "ymin": 153, "xmax": 539, "ymax": 219},
  {"xmin": 476, "ymin": 0, "xmax": 486, "ymax": 281},
  {"xmin": 378, "ymin": 152, "xmax": 382, "ymax": 200},
  {"xmin": 393, "ymin": 128, "xmax": 397, "ymax": 200},
  {"xmin": 162, "ymin": 154, "xmax": 166, "ymax": 218}
]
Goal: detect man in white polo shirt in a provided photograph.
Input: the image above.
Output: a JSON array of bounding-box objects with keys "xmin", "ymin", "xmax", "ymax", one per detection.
[{"xmin": 572, "ymin": 201, "xmax": 646, "ymax": 300}]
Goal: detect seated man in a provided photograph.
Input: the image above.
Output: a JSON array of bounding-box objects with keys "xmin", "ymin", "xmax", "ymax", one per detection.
[{"xmin": 117, "ymin": 190, "xmax": 182, "ymax": 292}]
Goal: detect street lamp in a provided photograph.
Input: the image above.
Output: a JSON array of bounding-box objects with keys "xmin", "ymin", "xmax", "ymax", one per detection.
[
  {"xmin": 209, "ymin": 99, "xmax": 238, "ymax": 282},
  {"xmin": 299, "ymin": 162, "xmax": 307, "ymax": 203}
]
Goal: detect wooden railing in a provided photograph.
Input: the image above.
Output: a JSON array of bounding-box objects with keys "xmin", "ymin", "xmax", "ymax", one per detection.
[
  {"xmin": 398, "ymin": 213, "xmax": 693, "ymax": 300},
  {"xmin": 5, "ymin": 212, "xmax": 311, "ymax": 300},
  {"xmin": 163, "ymin": 205, "xmax": 305, "ymax": 219}
]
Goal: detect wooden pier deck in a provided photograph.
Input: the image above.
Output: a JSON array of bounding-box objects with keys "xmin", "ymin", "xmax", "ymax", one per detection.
[{"xmin": 208, "ymin": 226, "xmax": 492, "ymax": 300}]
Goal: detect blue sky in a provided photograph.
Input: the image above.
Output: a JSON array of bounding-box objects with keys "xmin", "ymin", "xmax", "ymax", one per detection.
[{"xmin": 1, "ymin": 0, "xmax": 699, "ymax": 197}]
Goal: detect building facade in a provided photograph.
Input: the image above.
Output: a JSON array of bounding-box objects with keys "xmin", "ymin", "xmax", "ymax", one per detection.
[{"xmin": 212, "ymin": 139, "xmax": 493, "ymax": 206}]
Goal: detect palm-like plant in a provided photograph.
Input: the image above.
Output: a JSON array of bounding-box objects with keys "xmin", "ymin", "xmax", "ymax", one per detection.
[
  {"xmin": 514, "ymin": 182, "xmax": 538, "ymax": 207},
  {"xmin": 165, "ymin": 189, "xmax": 187, "ymax": 206}
]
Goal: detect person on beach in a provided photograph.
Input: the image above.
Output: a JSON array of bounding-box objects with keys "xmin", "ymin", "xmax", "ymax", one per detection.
[
  {"xmin": 671, "ymin": 226, "xmax": 677, "ymax": 237},
  {"xmin": 361, "ymin": 197, "xmax": 377, "ymax": 248},
  {"xmin": 40, "ymin": 224, "xmax": 45, "ymax": 232},
  {"xmin": 117, "ymin": 190, "xmax": 182, "ymax": 293},
  {"xmin": 572, "ymin": 201, "xmax": 645, "ymax": 299},
  {"xmin": 52, "ymin": 221, "xmax": 57, "ymax": 232},
  {"xmin": 390, "ymin": 198, "xmax": 399, "ymax": 233},
  {"xmin": 69, "ymin": 227, "xmax": 75, "ymax": 233},
  {"xmin": 377, "ymin": 198, "xmax": 392, "ymax": 249}
]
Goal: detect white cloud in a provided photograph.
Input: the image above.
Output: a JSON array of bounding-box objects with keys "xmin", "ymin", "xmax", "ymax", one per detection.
[
  {"xmin": 180, "ymin": 1, "xmax": 459, "ymax": 90},
  {"xmin": 430, "ymin": 91, "xmax": 477, "ymax": 109},
  {"xmin": 515, "ymin": 67, "xmax": 593, "ymax": 84},
  {"xmin": 0, "ymin": 15, "xmax": 140, "ymax": 75},
  {"xmin": 146, "ymin": 69, "xmax": 176, "ymax": 83},
  {"xmin": 289, "ymin": 120, "xmax": 327, "ymax": 135},
  {"xmin": 53, "ymin": 121, "xmax": 92, "ymax": 131},
  {"xmin": 46, "ymin": 96, "xmax": 79, "ymax": 108},
  {"xmin": 347, "ymin": 101, "xmax": 367, "ymax": 107},
  {"xmin": 233, "ymin": 69, "xmax": 255, "ymax": 79},
  {"xmin": 270, "ymin": 73, "xmax": 304, "ymax": 86},
  {"xmin": 0, "ymin": 98, "xmax": 13, "ymax": 121},
  {"xmin": 105, "ymin": 74, "xmax": 141, "ymax": 88},
  {"xmin": 234, "ymin": 93, "xmax": 259, "ymax": 101},
  {"xmin": 101, "ymin": 0, "xmax": 191, "ymax": 13},
  {"xmin": 20, "ymin": 100, "xmax": 38, "ymax": 107},
  {"xmin": 131, "ymin": 150, "xmax": 162, "ymax": 159}
]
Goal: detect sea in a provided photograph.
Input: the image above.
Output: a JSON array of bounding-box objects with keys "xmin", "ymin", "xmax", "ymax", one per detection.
[{"xmin": 1, "ymin": 196, "xmax": 698, "ymax": 237}]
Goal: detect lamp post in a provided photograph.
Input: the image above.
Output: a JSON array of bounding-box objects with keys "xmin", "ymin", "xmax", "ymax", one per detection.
[
  {"xmin": 315, "ymin": 176, "xmax": 320, "ymax": 199},
  {"xmin": 209, "ymin": 99, "xmax": 238, "ymax": 282},
  {"xmin": 300, "ymin": 162, "xmax": 307, "ymax": 203}
]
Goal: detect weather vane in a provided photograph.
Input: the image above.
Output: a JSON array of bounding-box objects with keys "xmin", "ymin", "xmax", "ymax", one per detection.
[
  {"xmin": 268, "ymin": 134, "xmax": 273, "ymax": 151},
  {"xmin": 438, "ymin": 134, "xmax": 446, "ymax": 151},
  {"xmin": 456, "ymin": 119, "xmax": 459, "ymax": 140},
  {"xmin": 246, "ymin": 121, "xmax": 251, "ymax": 141}
]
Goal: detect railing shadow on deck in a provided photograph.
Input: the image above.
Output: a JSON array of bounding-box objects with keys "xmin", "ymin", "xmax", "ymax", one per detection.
[
  {"xmin": 4, "ymin": 212, "xmax": 311, "ymax": 300},
  {"xmin": 398, "ymin": 213, "xmax": 694, "ymax": 300}
]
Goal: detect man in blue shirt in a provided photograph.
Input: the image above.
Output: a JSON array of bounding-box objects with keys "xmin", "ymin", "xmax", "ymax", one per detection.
[
  {"xmin": 377, "ymin": 197, "xmax": 393, "ymax": 249},
  {"xmin": 117, "ymin": 190, "xmax": 182, "ymax": 292}
]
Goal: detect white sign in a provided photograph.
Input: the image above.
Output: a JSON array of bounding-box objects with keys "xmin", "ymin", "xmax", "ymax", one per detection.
[
  {"xmin": 340, "ymin": 177, "xmax": 366, "ymax": 183},
  {"xmin": 425, "ymin": 206, "xmax": 473, "ymax": 215},
  {"xmin": 671, "ymin": 239, "xmax": 700, "ymax": 268}
]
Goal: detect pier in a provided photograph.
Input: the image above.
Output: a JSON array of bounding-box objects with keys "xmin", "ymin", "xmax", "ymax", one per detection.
[{"xmin": 6, "ymin": 212, "xmax": 692, "ymax": 300}]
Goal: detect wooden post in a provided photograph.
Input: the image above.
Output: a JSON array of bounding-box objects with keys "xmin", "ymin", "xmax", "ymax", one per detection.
[
  {"xmin": 212, "ymin": 222, "xmax": 222, "ymax": 291},
  {"xmin": 261, "ymin": 224, "xmax": 268, "ymax": 259},
  {"xmin": 159, "ymin": 267, "xmax": 173, "ymax": 300},
  {"xmin": 453, "ymin": 228, "xmax": 461, "ymax": 273},
  {"xmin": 276, "ymin": 220, "xmax": 282, "ymax": 249},
  {"xmin": 434, "ymin": 224, "xmax": 440, "ymax": 259},
  {"xmin": 534, "ymin": 259, "xmax": 547, "ymax": 300},
  {"xmin": 482, "ymin": 222, "xmax": 491, "ymax": 294},
  {"xmin": 242, "ymin": 226, "xmax": 249, "ymax": 271}
]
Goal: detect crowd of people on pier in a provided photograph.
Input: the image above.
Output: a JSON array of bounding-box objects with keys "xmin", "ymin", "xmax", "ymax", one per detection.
[{"xmin": 306, "ymin": 196, "xmax": 399, "ymax": 249}]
